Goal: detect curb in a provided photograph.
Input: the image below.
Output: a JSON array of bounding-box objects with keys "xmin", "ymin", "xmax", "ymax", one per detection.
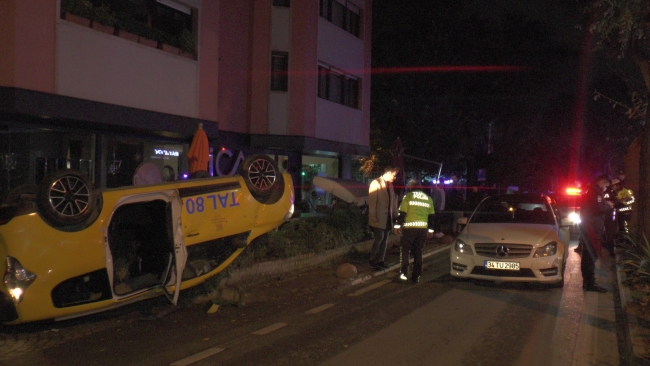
[
  {"xmin": 615, "ymin": 252, "xmax": 650, "ymax": 364},
  {"xmin": 349, "ymin": 245, "xmax": 451, "ymax": 286},
  {"xmin": 220, "ymin": 236, "xmax": 401, "ymax": 287}
]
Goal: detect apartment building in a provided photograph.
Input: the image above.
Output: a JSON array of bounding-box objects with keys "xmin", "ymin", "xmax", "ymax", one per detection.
[{"xmin": 0, "ymin": 0, "xmax": 371, "ymax": 203}]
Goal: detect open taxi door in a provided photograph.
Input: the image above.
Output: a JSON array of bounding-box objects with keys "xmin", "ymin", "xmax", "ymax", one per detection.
[
  {"xmin": 161, "ymin": 190, "xmax": 187, "ymax": 305},
  {"xmin": 104, "ymin": 190, "xmax": 187, "ymax": 305}
]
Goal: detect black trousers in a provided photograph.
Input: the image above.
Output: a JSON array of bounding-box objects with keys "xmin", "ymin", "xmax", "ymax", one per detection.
[
  {"xmin": 400, "ymin": 229, "xmax": 427, "ymax": 279},
  {"xmin": 580, "ymin": 221, "xmax": 601, "ymax": 286}
]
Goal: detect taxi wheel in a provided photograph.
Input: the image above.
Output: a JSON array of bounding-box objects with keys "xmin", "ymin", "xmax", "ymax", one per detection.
[
  {"xmin": 240, "ymin": 154, "xmax": 284, "ymax": 204},
  {"xmin": 37, "ymin": 169, "xmax": 101, "ymax": 228}
]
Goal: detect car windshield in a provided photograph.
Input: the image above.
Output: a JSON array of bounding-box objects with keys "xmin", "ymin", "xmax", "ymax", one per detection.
[{"xmin": 470, "ymin": 195, "xmax": 556, "ymax": 225}]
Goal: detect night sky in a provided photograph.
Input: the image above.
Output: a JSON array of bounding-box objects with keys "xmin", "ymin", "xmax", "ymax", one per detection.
[{"xmin": 369, "ymin": 1, "xmax": 637, "ymax": 191}]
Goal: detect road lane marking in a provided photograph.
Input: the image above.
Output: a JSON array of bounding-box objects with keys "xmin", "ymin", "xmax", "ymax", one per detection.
[
  {"xmin": 170, "ymin": 347, "xmax": 225, "ymax": 366},
  {"xmin": 347, "ymin": 279, "xmax": 391, "ymax": 297},
  {"xmin": 305, "ymin": 303, "xmax": 335, "ymax": 314},
  {"xmin": 252, "ymin": 322, "xmax": 287, "ymax": 335}
]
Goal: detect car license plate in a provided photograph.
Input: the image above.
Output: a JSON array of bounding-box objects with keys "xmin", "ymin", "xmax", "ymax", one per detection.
[{"xmin": 485, "ymin": 261, "xmax": 520, "ymax": 271}]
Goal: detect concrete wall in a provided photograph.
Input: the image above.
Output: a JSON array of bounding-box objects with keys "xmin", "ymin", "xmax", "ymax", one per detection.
[
  {"xmin": 0, "ymin": 1, "xmax": 57, "ymax": 93},
  {"xmin": 56, "ymin": 21, "xmax": 199, "ymax": 117}
]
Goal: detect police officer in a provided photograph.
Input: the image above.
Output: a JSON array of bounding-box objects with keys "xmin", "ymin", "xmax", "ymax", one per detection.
[
  {"xmin": 611, "ymin": 179, "xmax": 635, "ymax": 234},
  {"xmin": 580, "ymin": 174, "xmax": 614, "ymax": 293},
  {"xmin": 393, "ymin": 180, "xmax": 435, "ymax": 284}
]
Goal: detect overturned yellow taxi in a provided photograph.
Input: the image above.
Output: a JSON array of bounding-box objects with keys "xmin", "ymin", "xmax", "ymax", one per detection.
[{"xmin": 0, "ymin": 155, "xmax": 293, "ymax": 324}]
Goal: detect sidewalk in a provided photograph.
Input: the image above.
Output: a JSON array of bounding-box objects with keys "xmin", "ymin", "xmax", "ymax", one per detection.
[{"xmin": 615, "ymin": 251, "xmax": 650, "ymax": 365}]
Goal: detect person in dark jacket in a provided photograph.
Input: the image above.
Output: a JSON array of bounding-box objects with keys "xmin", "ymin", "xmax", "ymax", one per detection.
[
  {"xmin": 445, "ymin": 174, "xmax": 464, "ymax": 234},
  {"xmin": 393, "ymin": 180, "xmax": 435, "ymax": 284},
  {"xmin": 580, "ymin": 174, "xmax": 614, "ymax": 293}
]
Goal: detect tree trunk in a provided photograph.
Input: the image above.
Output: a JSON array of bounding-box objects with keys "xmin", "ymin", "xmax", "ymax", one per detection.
[
  {"xmin": 633, "ymin": 54, "xmax": 650, "ymax": 239},
  {"xmin": 639, "ymin": 112, "xmax": 650, "ymax": 239}
]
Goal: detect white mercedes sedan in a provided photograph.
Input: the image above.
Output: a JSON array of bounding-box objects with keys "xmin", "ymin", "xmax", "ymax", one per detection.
[{"xmin": 450, "ymin": 193, "xmax": 570, "ymax": 287}]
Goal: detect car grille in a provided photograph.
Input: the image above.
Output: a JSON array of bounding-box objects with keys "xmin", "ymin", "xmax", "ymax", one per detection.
[
  {"xmin": 474, "ymin": 243, "xmax": 533, "ymax": 259},
  {"xmin": 471, "ymin": 267, "xmax": 536, "ymax": 278}
]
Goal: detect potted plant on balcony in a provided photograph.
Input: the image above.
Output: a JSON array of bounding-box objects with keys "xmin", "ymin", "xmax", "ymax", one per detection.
[
  {"xmin": 90, "ymin": 6, "xmax": 118, "ymax": 36},
  {"xmin": 160, "ymin": 33, "xmax": 181, "ymax": 55},
  {"xmin": 114, "ymin": 16, "xmax": 141, "ymax": 43},
  {"xmin": 178, "ymin": 29, "xmax": 197, "ymax": 59},
  {"xmin": 60, "ymin": 0, "xmax": 93, "ymax": 28}
]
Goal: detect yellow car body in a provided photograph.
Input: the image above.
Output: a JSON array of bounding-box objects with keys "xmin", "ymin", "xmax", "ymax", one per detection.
[{"xmin": 0, "ymin": 155, "xmax": 293, "ymax": 324}]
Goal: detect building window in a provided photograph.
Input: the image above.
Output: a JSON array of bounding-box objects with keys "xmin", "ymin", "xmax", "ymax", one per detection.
[
  {"xmin": 271, "ymin": 51, "xmax": 289, "ymax": 91},
  {"xmin": 319, "ymin": 0, "xmax": 361, "ymax": 38},
  {"xmin": 317, "ymin": 64, "xmax": 360, "ymax": 108},
  {"xmin": 60, "ymin": 0, "xmax": 198, "ymax": 58},
  {"xmin": 273, "ymin": 0, "xmax": 290, "ymax": 7}
]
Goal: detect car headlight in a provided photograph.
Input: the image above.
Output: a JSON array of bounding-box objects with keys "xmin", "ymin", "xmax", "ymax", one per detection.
[
  {"xmin": 3, "ymin": 257, "xmax": 36, "ymax": 303},
  {"xmin": 283, "ymin": 204, "xmax": 295, "ymax": 221},
  {"xmin": 533, "ymin": 242, "xmax": 557, "ymax": 258},
  {"xmin": 568, "ymin": 212, "xmax": 581, "ymax": 224},
  {"xmin": 454, "ymin": 239, "xmax": 474, "ymax": 255}
]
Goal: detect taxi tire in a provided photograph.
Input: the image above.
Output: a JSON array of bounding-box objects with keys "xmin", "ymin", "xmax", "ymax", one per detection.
[
  {"xmin": 37, "ymin": 169, "xmax": 101, "ymax": 229},
  {"xmin": 239, "ymin": 154, "xmax": 284, "ymax": 204}
]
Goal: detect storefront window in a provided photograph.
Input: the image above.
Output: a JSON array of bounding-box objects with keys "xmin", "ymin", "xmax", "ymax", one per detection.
[
  {"xmin": 145, "ymin": 142, "xmax": 186, "ymax": 182},
  {"xmin": 300, "ymin": 155, "xmax": 339, "ymax": 209},
  {"xmin": 105, "ymin": 137, "xmax": 187, "ymax": 188},
  {"xmin": 0, "ymin": 125, "xmax": 95, "ymax": 201}
]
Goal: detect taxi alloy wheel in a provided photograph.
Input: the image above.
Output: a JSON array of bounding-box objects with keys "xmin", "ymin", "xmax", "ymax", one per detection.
[
  {"xmin": 240, "ymin": 154, "xmax": 284, "ymax": 204},
  {"xmin": 37, "ymin": 169, "xmax": 101, "ymax": 229}
]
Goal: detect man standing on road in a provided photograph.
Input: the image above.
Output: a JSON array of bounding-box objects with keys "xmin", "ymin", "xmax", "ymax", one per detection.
[
  {"xmin": 445, "ymin": 174, "xmax": 464, "ymax": 234},
  {"xmin": 393, "ymin": 180, "xmax": 435, "ymax": 284},
  {"xmin": 368, "ymin": 166, "xmax": 399, "ymax": 270},
  {"xmin": 432, "ymin": 181, "xmax": 446, "ymax": 238},
  {"xmin": 580, "ymin": 174, "xmax": 614, "ymax": 293}
]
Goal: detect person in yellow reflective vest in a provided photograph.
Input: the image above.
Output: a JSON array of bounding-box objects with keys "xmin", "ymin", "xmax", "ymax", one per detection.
[
  {"xmin": 611, "ymin": 179, "xmax": 634, "ymax": 234},
  {"xmin": 393, "ymin": 180, "xmax": 435, "ymax": 283}
]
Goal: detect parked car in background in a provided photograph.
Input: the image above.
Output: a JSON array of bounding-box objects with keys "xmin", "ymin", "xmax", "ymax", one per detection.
[
  {"xmin": 1, "ymin": 155, "xmax": 293, "ymax": 325},
  {"xmin": 450, "ymin": 193, "xmax": 570, "ymax": 287}
]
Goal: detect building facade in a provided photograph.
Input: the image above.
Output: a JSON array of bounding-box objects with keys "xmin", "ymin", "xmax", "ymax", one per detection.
[{"xmin": 0, "ymin": 0, "xmax": 371, "ymax": 206}]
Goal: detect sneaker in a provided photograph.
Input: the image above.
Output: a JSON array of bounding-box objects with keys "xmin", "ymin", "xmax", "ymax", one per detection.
[
  {"xmin": 399, "ymin": 273, "xmax": 408, "ymax": 281},
  {"xmin": 411, "ymin": 276, "xmax": 420, "ymax": 284},
  {"xmin": 378, "ymin": 261, "xmax": 389, "ymax": 269}
]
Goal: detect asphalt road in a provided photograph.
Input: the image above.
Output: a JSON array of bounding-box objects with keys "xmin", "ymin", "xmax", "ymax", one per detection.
[{"xmin": 1, "ymin": 239, "xmax": 621, "ymax": 366}]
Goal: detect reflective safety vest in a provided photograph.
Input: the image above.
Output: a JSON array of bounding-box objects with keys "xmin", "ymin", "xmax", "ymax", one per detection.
[
  {"xmin": 617, "ymin": 188, "xmax": 634, "ymax": 212},
  {"xmin": 394, "ymin": 190, "xmax": 435, "ymax": 230}
]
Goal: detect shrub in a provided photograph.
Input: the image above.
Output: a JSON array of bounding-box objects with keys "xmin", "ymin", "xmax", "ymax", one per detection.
[
  {"xmin": 240, "ymin": 201, "xmax": 369, "ymax": 262},
  {"xmin": 619, "ymin": 233, "xmax": 650, "ymax": 287}
]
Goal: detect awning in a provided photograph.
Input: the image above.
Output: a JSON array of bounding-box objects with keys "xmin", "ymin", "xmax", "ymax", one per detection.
[{"xmin": 313, "ymin": 176, "xmax": 369, "ymax": 206}]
